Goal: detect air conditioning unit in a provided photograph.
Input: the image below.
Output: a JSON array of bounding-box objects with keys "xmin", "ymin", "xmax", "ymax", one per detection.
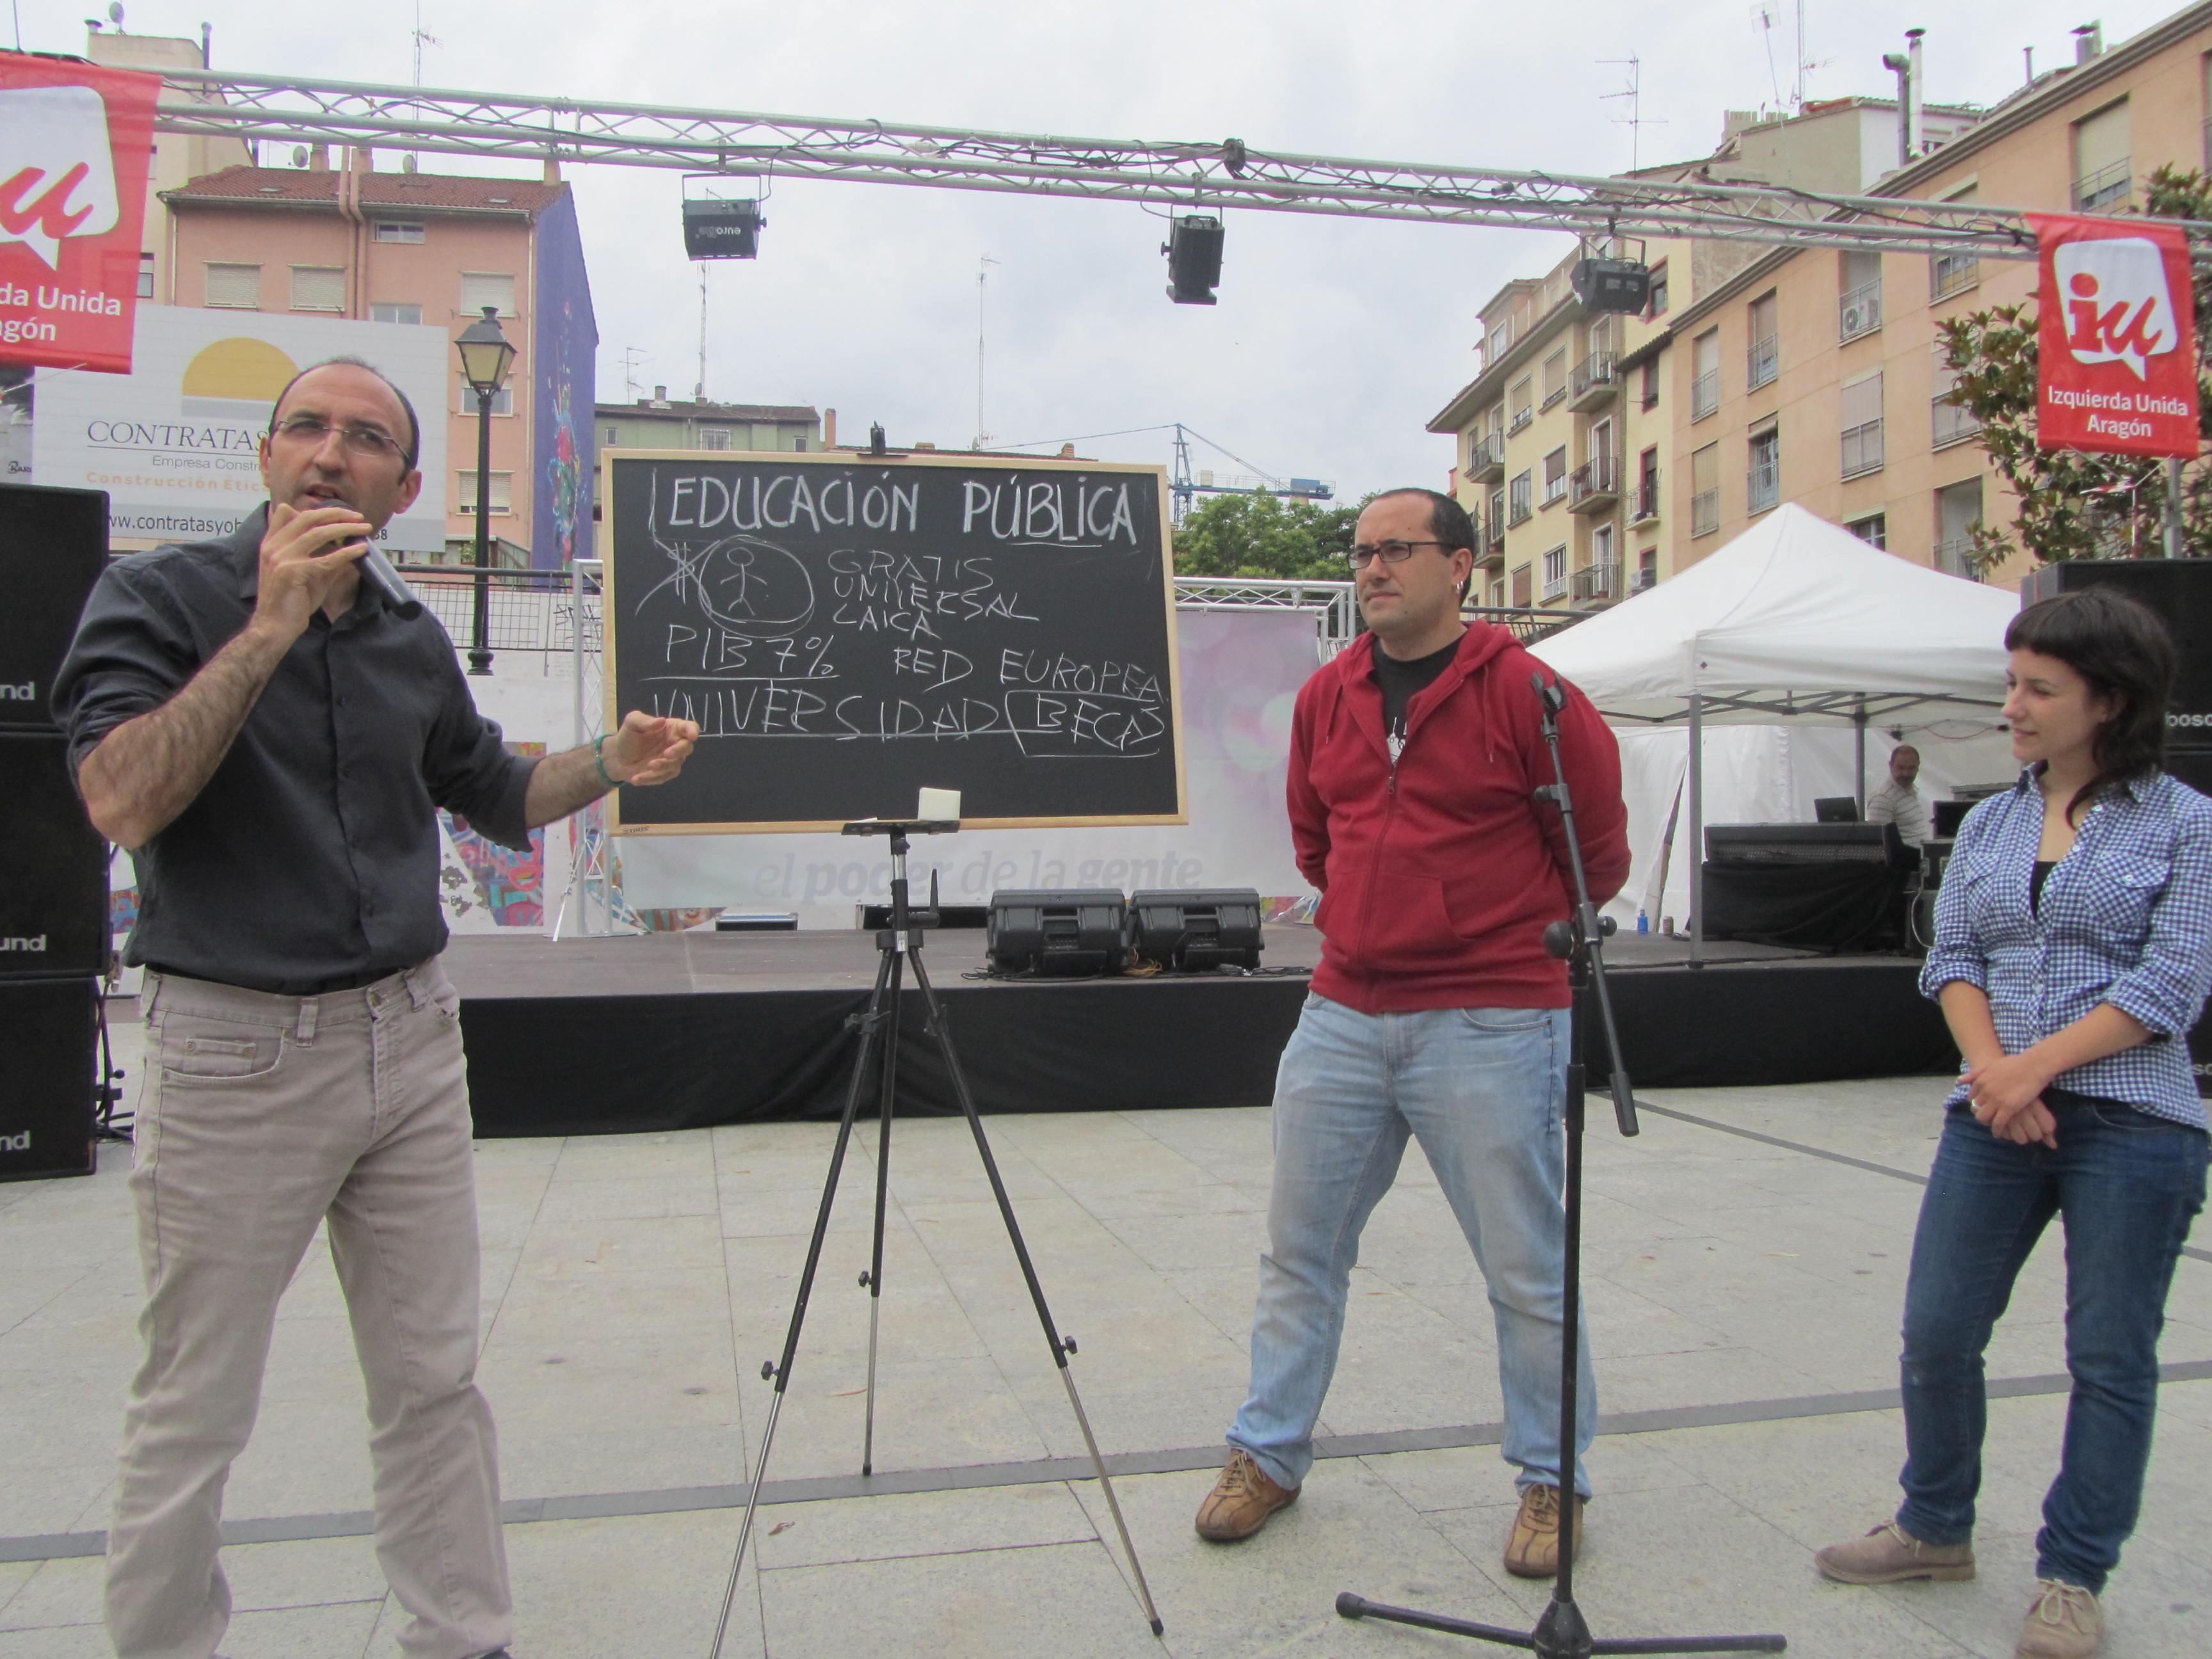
[{"xmin": 1841, "ymin": 302, "xmax": 1871, "ymax": 337}]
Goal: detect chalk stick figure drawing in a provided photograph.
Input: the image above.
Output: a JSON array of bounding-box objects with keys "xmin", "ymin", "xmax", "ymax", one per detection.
[{"xmin": 639, "ymin": 528, "xmax": 818, "ymax": 636}]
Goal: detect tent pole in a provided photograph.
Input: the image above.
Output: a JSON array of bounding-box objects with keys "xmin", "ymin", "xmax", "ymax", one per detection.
[
  {"xmin": 1688, "ymin": 693, "xmax": 1704, "ymax": 966},
  {"xmin": 1854, "ymin": 696, "xmax": 1868, "ymax": 816}
]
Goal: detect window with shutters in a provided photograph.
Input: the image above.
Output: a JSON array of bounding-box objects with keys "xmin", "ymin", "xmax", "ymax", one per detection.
[
  {"xmin": 458, "ymin": 271, "xmax": 517, "ymax": 317},
  {"xmin": 1542, "ymin": 545, "xmax": 1567, "ymax": 602},
  {"xmin": 1692, "ymin": 329, "xmax": 1720, "ymax": 421},
  {"xmin": 1936, "ymin": 479, "xmax": 1985, "ymax": 578},
  {"xmin": 1840, "ymin": 372, "xmax": 1884, "ymax": 479},
  {"xmin": 370, "ymin": 303, "xmax": 422, "ymax": 326},
  {"xmin": 1747, "ymin": 427, "xmax": 1780, "ymax": 515},
  {"xmin": 1541, "ymin": 349, "xmax": 1567, "ymax": 410},
  {"xmin": 372, "ymin": 221, "xmax": 425, "ymax": 243},
  {"xmin": 1932, "ymin": 343, "xmax": 1982, "ymax": 449},
  {"xmin": 204, "ymin": 262, "xmax": 260, "ymax": 309},
  {"xmin": 1747, "ymin": 293, "xmax": 1779, "ymax": 389},
  {"xmin": 137, "ymin": 252, "xmax": 154, "ymax": 299},
  {"xmin": 1932, "ymin": 184, "xmax": 1981, "ymax": 299},
  {"xmin": 456, "ymin": 380, "xmax": 516, "ymax": 417},
  {"xmin": 1646, "ymin": 264, "xmax": 1669, "ymax": 317},
  {"xmin": 2073, "ymin": 100, "xmax": 2131, "ymax": 211},
  {"xmin": 455, "ymin": 470, "xmax": 514, "ymax": 514},
  {"xmin": 1511, "ymin": 563, "xmax": 1532, "ymax": 607},
  {"xmin": 1847, "ymin": 512, "xmax": 1888, "ymax": 550},
  {"xmin": 1839, "ymin": 250, "xmax": 1882, "ymax": 341},
  {"xmin": 1691, "ymin": 443, "xmax": 1720, "ymax": 537},
  {"xmin": 290, "ymin": 267, "xmax": 345, "ymax": 312},
  {"xmin": 1543, "ymin": 446, "xmax": 1568, "ymax": 505},
  {"xmin": 1509, "ymin": 376, "xmax": 1534, "ymax": 433}
]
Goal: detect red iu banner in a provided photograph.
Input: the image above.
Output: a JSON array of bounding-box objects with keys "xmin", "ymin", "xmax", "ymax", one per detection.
[
  {"xmin": 0, "ymin": 52, "xmax": 159, "ymax": 374},
  {"xmin": 2030, "ymin": 212, "xmax": 2202, "ymax": 459}
]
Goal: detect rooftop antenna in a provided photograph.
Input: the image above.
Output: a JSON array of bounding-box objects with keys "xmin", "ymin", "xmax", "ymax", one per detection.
[
  {"xmin": 619, "ymin": 346, "xmax": 647, "ymax": 402},
  {"xmin": 1753, "ymin": 3, "xmax": 1785, "ymax": 109},
  {"xmin": 1599, "ymin": 55, "xmax": 1666, "ymax": 171},
  {"xmin": 696, "ymin": 265, "xmax": 709, "ymax": 402},
  {"xmin": 974, "ymin": 252, "xmax": 1000, "ymax": 449}
]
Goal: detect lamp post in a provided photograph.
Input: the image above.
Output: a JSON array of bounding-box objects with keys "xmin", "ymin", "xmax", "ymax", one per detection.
[{"xmin": 454, "ymin": 303, "xmax": 517, "ymax": 675}]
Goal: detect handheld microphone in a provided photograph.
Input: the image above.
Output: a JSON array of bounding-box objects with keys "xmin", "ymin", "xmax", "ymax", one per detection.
[{"xmin": 358, "ymin": 540, "xmax": 424, "ymax": 620}]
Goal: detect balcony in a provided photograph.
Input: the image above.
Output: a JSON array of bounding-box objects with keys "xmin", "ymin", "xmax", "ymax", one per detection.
[
  {"xmin": 1568, "ymin": 454, "xmax": 1620, "ymax": 513},
  {"xmin": 1747, "ymin": 335, "xmax": 1779, "ymax": 392},
  {"xmin": 1692, "ymin": 368, "xmax": 1720, "ymax": 422},
  {"xmin": 1691, "ymin": 488, "xmax": 1720, "ymax": 538},
  {"xmin": 1747, "ymin": 458, "xmax": 1779, "ymax": 516},
  {"xmin": 2074, "ymin": 157, "xmax": 2132, "ymax": 212},
  {"xmin": 1630, "ymin": 565, "xmax": 1658, "ymax": 594},
  {"xmin": 1507, "ymin": 406, "xmax": 1534, "ymax": 436},
  {"xmin": 1838, "ymin": 280, "xmax": 1882, "ymax": 342},
  {"xmin": 1932, "ymin": 252, "xmax": 1980, "ymax": 301},
  {"xmin": 1933, "ymin": 395, "xmax": 1983, "ymax": 450},
  {"xmin": 1486, "ymin": 512, "xmax": 1507, "ymax": 554},
  {"xmin": 1840, "ymin": 420, "xmax": 1885, "ymax": 480},
  {"xmin": 1466, "ymin": 433, "xmax": 1505, "ymax": 483},
  {"xmin": 1934, "ymin": 534, "xmax": 1984, "ymax": 579},
  {"xmin": 1568, "ymin": 352, "xmax": 1619, "ymax": 411},
  {"xmin": 1571, "ymin": 561, "xmax": 1623, "ymax": 604},
  {"xmin": 1628, "ymin": 479, "xmax": 1660, "ymax": 524}
]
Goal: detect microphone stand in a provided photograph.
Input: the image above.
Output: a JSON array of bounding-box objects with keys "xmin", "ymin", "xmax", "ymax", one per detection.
[{"xmin": 1334, "ymin": 675, "xmax": 1785, "ymax": 1658}]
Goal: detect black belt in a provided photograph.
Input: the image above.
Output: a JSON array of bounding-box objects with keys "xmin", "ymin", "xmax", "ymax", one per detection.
[{"xmin": 143, "ymin": 963, "xmax": 401, "ymax": 997}]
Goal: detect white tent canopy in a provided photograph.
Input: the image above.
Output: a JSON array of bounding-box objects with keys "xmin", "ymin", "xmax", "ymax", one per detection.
[
  {"xmin": 1531, "ymin": 502, "xmax": 2020, "ymax": 730},
  {"xmin": 1529, "ymin": 505, "xmax": 2023, "ymax": 956}
]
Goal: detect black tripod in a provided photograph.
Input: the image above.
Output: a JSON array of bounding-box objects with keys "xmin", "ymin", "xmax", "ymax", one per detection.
[
  {"xmin": 1336, "ymin": 677, "xmax": 1784, "ymax": 1658},
  {"xmin": 709, "ymin": 820, "xmax": 1162, "ymax": 1658}
]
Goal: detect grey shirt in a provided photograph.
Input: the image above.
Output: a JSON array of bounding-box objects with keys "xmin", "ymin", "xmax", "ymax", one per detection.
[
  {"xmin": 1867, "ymin": 779, "xmax": 1934, "ymax": 847},
  {"xmin": 52, "ymin": 506, "xmax": 539, "ymax": 994}
]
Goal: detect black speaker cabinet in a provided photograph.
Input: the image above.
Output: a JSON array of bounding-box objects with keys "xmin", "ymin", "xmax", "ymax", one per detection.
[
  {"xmin": 0, "ymin": 976, "xmax": 98, "ymax": 1180},
  {"xmin": 1125, "ymin": 888, "xmax": 1265, "ymax": 970},
  {"xmin": 986, "ymin": 890, "xmax": 1127, "ymax": 976},
  {"xmin": 0, "ymin": 732, "xmax": 108, "ymax": 978},
  {"xmin": 0, "ymin": 481, "xmax": 109, "ymax": 731},
  {"xmin": 2020, "ymin": 560, "xmax": 2212, "ymax": 733}
]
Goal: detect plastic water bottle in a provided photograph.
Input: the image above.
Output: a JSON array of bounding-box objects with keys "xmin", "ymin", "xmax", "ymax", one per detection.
[{"xmin": 1636, "ymin": 909, "xmax": 1649, "ymax": 934}]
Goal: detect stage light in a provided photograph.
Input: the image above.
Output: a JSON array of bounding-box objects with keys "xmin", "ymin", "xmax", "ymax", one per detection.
[
  {"xmin": 1125, "ymin": 889, "xmax": 1264, "ymax": 971},
  {"xmin": 682, "ymin": 196, "xmax": 764, "ymax": 260},
  {"xmin": 1163, "ymin": 215, "xmax": 1224, "ymax": 305},
  {"xmin": 986, "ymin": 890, "xmax": 1128, "ymax": 975},
  {"xmin": 1570, "ymin": 257, "xmax": 1652, "ymax": 315}
]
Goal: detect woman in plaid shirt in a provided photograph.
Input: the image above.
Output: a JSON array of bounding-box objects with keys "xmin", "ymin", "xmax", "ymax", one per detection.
[{"xmin": 1817, "ymin": 589, "xmax": 2212, "ymax": 1659}]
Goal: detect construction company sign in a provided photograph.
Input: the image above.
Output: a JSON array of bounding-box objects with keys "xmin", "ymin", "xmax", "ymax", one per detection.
[
  {"xmin": 0, "ymin": 53, "xmax": 159, "ymax": 374},
  {"xmin": 2031, "ymin": 213, "xmax": 2202, "ymax": 459}
]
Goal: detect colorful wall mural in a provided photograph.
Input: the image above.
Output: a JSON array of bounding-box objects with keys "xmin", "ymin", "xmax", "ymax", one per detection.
[{"xmin": 530, "ymin": 191, "xmax": 597, "ymax": 572}]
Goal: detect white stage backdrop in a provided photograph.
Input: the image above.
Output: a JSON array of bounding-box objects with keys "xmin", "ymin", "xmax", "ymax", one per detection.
[{"xmin": 612, "ymin": 607, "xmax": 1320, "ymax": 926}]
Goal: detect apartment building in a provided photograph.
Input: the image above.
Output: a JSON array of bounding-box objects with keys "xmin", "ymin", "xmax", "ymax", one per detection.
[
  {"xmin": 1671, "ymin": 4, "xmax": 2212, "ymax": 586},
  {"xmin": 161, "ymin": 151, "xmax": 598, "ymax": 569},
  {"xmin": 598, "ymin": 392, "xmax": 822, "ymax": 453}
]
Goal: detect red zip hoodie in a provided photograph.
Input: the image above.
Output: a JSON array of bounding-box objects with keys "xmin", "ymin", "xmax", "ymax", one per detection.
[{"xmin": 1288, "ymin": 621, "xmax": 1631, "ymax": 1013}]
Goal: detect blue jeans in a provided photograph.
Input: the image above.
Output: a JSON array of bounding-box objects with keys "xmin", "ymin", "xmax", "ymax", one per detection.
[
  {"xmin": 1896, "ymin": 1098, "xmax": 2208, "ymax": 1594},
  {"xmin": 1227, "ymin": 992, "xmax": 1594, "ymax": 1495}
]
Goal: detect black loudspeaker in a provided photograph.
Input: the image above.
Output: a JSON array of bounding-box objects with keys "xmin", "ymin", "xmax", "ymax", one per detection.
[
  {"xmin": 1570, "ymin": 257, "xmax": 1653, "ymax": 315},
  {"xmin": 986, "ymin": 889, "xmax": 1126, "ymax": 975},
  {"xmin": 0, "ymin": 481, "xmax": 109, "ymax": 731},
  {"xmin": 2020, "ymin": 560, "xmax": 2212, "ymax": 733},
  {"xmin": 1164, "ymin": 215, "xmax": 1224, "ymax": 305},
  {"xmin": 682, "ymin": 197, "xmax": 762, "ymax": 259},
  {"xmin": 0, "ymin": 976, "xmax": 98, "ymax": 1180},
  {"xmin": 0, "ymin": 733, "xmax": 108, "ymax": 978},
  {"xmin": 1125, "ymin": 888, "xmax": 1265, "ymax": 970}
]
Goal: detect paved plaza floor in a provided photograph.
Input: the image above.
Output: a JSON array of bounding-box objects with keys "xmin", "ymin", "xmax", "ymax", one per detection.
[{"xmin": 3, "ymin": 1010, "xmax": 2209, "ymax": 1658}]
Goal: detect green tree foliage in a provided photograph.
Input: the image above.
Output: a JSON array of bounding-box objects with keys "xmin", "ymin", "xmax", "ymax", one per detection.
[
  {"xmin": 1937, "ymin": 164, "xmax": 2212, "ymax": 569},
  {"xmin": 1171, "ymin": 489, "xmax": 1365, "ymax": 580}
]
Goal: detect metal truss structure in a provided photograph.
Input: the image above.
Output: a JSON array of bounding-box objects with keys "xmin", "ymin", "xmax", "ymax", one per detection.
[{"xmin": 152, "ymin": 67, "xmax": 2212, "ymax": 264}]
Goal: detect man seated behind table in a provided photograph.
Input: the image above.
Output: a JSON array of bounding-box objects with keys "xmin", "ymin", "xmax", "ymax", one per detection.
[{"xmin": 1868, "ymin": 743, "xmax": 1934, "ymax": 847}]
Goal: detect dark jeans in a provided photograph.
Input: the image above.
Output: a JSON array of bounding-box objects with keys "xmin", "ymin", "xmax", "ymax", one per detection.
[{"xmin": 1896, "ymin": 1096, "xmax": 2208, "ymax": 1593}]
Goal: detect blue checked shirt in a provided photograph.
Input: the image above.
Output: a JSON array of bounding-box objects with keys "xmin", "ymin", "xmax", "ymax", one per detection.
[{"xmin": 1921, "ymin": 767, "xmax": 2212, "ymax": 1128}]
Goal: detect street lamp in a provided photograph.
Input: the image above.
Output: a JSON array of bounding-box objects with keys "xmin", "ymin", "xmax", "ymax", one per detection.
[{"xmin": 454, "ymin": 303, "xmax": 517, "ymax": 675}]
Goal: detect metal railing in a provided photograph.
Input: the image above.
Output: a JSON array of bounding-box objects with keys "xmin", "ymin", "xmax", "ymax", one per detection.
[
  {"xmin": 1571, "ymin": 561, "xmax": 1621, "ymax": 602},
  {"xmin": 2073, "ymin": 157, "xmax": 2132, "ymax": 212},
  {"xmin": 1932, "ymin": 394, "xmax": 1983, "ymax": 449},
  {"xmin": 1840, "ymin": 419, "xmax": 1885, "ymax": 479},
  {"xmin": 1568, "ymin": 454, "xmax": 1619, "ymax": 509},
  {"xmin": 1691, "ymin": 487, "xmax": 1720, "ymax": 537},
  {"xmin": 1932, "ymin": 534, "xmax": 1984, "ymax": 579},
  {"xmin": 1747, "ymin": 458, "xmax": 1779, "ymax": 515},
  {"xmin": 1541, "ymin": 566, "xmax": 1569, "ymax": 602},
  {"xmin": 1508, "ymin": 406, "xmax": 1533, "ymax": 435},
  {"xmin": 397, "ymin": 565, "xmax": 604, "ymax": 662},
  {"xmin": 1931, "ymin": 252, "xmax": 1980, "ymax": 300},
  {"xmin": 1628, "ymin": 479, "xmax": 1660, "ymax": 522},
  {"xmin": 1747, "ymin": 335, "xmax": 1779, "ymax": 390},
  {"xmin": 1692, "ymin": 368, "xmax": 1720, "ymax": 421},
  {"xmin": 1467, "ymin": 432, "xmax": 1505, "ymax": 476},
  {"xmin": 1569, "ymin": 352, "xmax": 1619, "ymax": 405},
  {"xmin": 1540, "ymin": 380, "xmax": 1567, "ymax": 412},
  {"xmin": 1487, "ymin": 514, "xmax": 1507, "ymax": 550},
  {"xmin": 1838, "ymin": 279, "xmax": 1882, "ymax": 341}
]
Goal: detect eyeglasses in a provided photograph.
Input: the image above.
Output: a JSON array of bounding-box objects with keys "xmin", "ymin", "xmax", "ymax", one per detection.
[
  {"xmin": 1345, "ymin": 539, "xmax": 1454, "ymax": 569},
  {"xmin": 271, "ymin": 414, "xmax": 409, "ymax": 465}
]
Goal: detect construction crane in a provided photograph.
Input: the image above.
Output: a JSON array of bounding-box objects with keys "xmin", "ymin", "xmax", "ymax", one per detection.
[{"xmin": 141, "ymin": 65, "xmax": 2212, "ymax": 263}]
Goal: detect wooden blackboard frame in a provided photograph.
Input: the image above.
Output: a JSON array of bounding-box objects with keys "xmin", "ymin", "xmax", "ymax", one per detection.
[{"xmin": 599, "ymin": 448, "xmax": 1187, "ymax": 835}]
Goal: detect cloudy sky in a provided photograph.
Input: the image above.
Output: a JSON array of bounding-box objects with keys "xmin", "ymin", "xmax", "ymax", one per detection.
[{"xmin": 26, "ymin": 1, "xmax": 2183, "ymax": 500}]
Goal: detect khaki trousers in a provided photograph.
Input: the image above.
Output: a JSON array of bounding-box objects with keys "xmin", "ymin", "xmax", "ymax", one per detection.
[{"xmin": 106, "ymin": 960, "xmax": 511, "ymax": 1659}]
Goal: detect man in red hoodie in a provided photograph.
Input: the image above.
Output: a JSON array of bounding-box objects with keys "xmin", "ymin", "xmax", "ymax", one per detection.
[{"xmin": 1194, "ymin": 487, "xmax": 1631, "ymax": 1578}]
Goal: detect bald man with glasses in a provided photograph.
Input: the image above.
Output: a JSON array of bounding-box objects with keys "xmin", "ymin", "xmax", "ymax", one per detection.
[{"xmin": 55, "ymin": 357, "xmax": 699, "ymax": 1659}]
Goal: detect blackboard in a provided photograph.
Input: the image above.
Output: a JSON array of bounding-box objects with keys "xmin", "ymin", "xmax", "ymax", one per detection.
[{"xmin": 603, "ymin": 451, "xmax": 1186, "ymax": 833}]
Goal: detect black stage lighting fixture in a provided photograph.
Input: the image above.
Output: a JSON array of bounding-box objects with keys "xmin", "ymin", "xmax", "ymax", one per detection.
[
  {"xmin": 1570, "ymin": 256, "xmax": 1652, "ymax": 315},
  {"xmin": 1163, "ymin": 214, "xmax": 1224, "ymax": 305},
  {"xmin": 1126, "ymin": 888, "xmax": 1264, "ymax": 971},
  {"xmin": 986, "ymin": 889, "xmax": 1127, "ymax": 976},
  {"xmin": 682, "ymin": 196, "xmax": 764, "ymax": 259}
]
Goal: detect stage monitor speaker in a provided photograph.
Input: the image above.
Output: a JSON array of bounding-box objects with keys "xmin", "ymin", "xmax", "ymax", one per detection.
[
  {"xmin": 0, "ymin": 481, "xmax": 109, "ymax": 732},
  {"xmin": 986, "ymin": 889, "xmax": 1126, "ymax": 976},
  {"xmin": 1125, "ymin": 888, "xmax": 1264, "ymax": 970},
  {"xmin": 0, "ymin": 732, "xmax": 108, "ymax": 978},
  {"xmin": 1705, "ymin": 821, "xmax": 1912, "ymax": 871},
  {"xmin": 0, "ymin": 976, "xmax": 98, "ymax": 1181},
  {"xmin": 2021, "ymin": 559, "xmax": 2212, "ymax": 734}
]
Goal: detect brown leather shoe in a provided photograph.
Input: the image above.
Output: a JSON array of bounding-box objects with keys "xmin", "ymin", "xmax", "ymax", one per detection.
[
  {"xmin": 1194, "ymin": 1448, "xmax": 1299, "ymax": 1542},
  {"xmin": 1814, "ymin": 1519, "xmax": 1975, "ymax": 1585},
  {"xmin": 1503, "ymin": 1483, "xmax": 1584, "ymax": 1578}
]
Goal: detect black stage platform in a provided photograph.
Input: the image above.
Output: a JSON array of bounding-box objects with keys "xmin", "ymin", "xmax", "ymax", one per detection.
[{"xmin": 444, "ymin": 927, "xmax": 1958, "ymax": 1138}]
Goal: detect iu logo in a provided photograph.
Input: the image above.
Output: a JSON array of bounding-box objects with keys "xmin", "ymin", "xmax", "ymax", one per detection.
[
  {"xmin": 0, "ymin": 84, "xmax": 122, "ymax": 270},
  {"xmin": 2055, "ymin": 237, "xmax": 2179, "ymax": 382}
]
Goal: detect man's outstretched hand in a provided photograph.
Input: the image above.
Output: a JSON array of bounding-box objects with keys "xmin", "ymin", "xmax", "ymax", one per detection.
[{"xmin": 604, "ymin": 710, "xmax": 700, "ymax": 786}]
